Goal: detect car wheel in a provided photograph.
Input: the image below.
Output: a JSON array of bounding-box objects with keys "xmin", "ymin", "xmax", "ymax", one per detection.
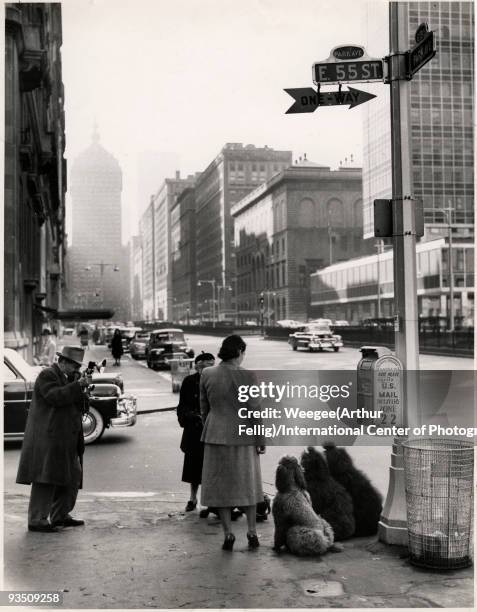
[
  {"xmin": 131, "ymin": 354, "xmax": 138, "ymax": 360},
  {"xmin": 334, "ymin": 347, "xmax": 340, "ymax": 352},
  {"xmin": 82, "ymin": 407, "xmax": 105, "ymax": 444},
  {"xmin": 292, "ymin": 344, "xmax": 297, "ymax": 351},
  {"xmin": 147, "ymin": 360, "xmax": 152, "ymax": 368}
]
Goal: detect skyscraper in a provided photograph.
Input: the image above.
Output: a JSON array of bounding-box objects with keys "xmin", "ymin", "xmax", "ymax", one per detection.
[
  {"xmin": 363, "ymin": 1, "xmax": 474, "ymax": 237},
  {"xmin": 362, "ymin": 1, "xmax": 474, "ymax": 324},
  {"xmin": 68, "ymin": 127, "xmax": 128, "ymax": 319}
]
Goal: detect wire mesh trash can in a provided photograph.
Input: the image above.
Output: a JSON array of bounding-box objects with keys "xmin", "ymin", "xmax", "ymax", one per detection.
[
  {"xmin": 402, "ymin": 438, "xmax": 474, "ymax": 569},
  {"xmin": 169, "ymin": 356, "xmax": 194, "ymax": 393}
]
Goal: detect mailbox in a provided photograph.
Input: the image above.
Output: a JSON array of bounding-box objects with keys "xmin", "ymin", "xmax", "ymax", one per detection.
[{"xmin": 357, "ymin": 346, "xmax": 403, "ymax": 427}]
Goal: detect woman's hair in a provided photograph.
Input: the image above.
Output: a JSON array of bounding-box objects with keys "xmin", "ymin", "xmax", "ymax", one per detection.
[{"xmin": 218, "ymin": 334, "xmax": 246, "ymax": 361}]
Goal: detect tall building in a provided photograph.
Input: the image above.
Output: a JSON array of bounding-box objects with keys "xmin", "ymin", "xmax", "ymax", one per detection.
[
  {"xmin": 361, "ymin": 1, "xmax": 474, "ymax": 324},
  {"xmin": 68, "ymin": 128, "xmax": 128, "ymax": 320},
  {"xmin": 195, "ymin": 143, "xmax": 292, "ymax": 321},
  {"xmin": 170, "ymin": 187, "xmax": 198, "ymax": 322},
  {"xmin": 363, "ymin": 1, "xmax": 474, "ymax": 237},
  {"xmin": 129, "ymin": 235, "xmax": 143, "ymax": 322},
  {"xmin": 232, "ymin": 160, "xmax": 370, "ymax": 323},
  {"xmin": 4, "ymin": 4, "xmax": 67, "ymax": 360},
  {"xmin": 138, "ymin": 172, "xmax": 196, "ymax": 321}
]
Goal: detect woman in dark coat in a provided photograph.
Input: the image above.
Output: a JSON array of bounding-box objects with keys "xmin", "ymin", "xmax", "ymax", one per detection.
[
  {"xmin": 177, "ymin": 352, "xmax": 215, "ymax": 512},
  {"xmin": 200, "ymin": 335, "xmax": 265, "ymax": 551},
  {"xmin": 111, "ymin": 328, "xmax": 123, "ymax": 366}
]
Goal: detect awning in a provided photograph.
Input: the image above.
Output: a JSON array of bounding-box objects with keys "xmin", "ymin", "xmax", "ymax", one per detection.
[{"xmin": 34, "ymin": 304, "xmax": 115, "ymax": 321}]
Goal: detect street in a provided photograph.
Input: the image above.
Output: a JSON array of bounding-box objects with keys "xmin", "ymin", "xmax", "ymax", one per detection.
[
  {"xmin": 4, "ymin": 334, "xmax": 472, "ymax": 497},
  {"xmin": 3, "ymin": 334, "xmax": 474, "ymax": 608}
]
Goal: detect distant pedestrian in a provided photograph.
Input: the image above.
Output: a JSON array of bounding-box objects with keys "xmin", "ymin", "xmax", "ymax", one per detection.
[
  {"xmin": 177, "ymin": 352, "xmax": 215, "ymax": 512},
  {"xmin": 78, "ymin": 327, "xmax": 89, "ymax": 348},
  {"xmin": 16, "ymin": 346, "xmax": 92, "ymax": 532},
  {"xmin": 37, "ymin": 328, "xmax": 57, "ymax": 366},
  {"xmin": 200, "ymin": 335, "xmax": 265, "ymax": 551},
  {"xmin": 111, "ymin": 328, "xmax": 123, "ymax": 366},
  {"xmin": 92, "ymin": 327, "xmax": 100, "ymax": 345}
]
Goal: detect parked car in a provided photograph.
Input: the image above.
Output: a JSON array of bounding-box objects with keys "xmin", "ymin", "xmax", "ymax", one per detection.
[
  {"xmin": 288, "ymin": 323, "xmax": 343, "ymax": 352},
  {"xmin": 129, "ymin": 331, "xmax": 151, "ymax": 359},
  {"xmin": 145, "ymin": 328, "xmax": 194, "ymax": 370},
  {"xmin": 3, "ymin": 348, "xmax": 137, "ymax": 444}
]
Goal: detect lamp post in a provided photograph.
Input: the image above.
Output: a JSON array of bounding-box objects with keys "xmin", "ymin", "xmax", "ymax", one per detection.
[
  {"xmin": 84, "ymin": 261, "xmax": 119, "ymax": 308},
  {"xmin": 197, "ymin": 280, "xmax": 216, "ymax": 327}
]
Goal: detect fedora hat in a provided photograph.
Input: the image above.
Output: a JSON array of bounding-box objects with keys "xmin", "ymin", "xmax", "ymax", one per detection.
[{"xmin": 56, "ymin": 346, "xmax": 85, "ymax": 366}]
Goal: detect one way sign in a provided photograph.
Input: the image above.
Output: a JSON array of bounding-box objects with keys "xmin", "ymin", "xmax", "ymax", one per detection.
[{"xmin": 284, "ymin": 86, "xmax": 376, "ymax": 113}]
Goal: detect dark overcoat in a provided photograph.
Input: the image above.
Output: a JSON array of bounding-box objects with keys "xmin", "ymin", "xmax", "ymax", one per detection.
[
  {"xmin": 177, "ymin": 372, "xmax": 203, "ymax": 454},
  {"xmin": 16, "ymin": 364, "xmax": 86, "ymax": 487},
  {"xmin": 111, "ymin": 334, "xmax": 123, "ymax": 359}
]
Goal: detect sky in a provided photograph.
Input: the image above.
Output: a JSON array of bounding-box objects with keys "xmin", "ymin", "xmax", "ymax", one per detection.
[{"xmin": 61, "ymin": 0, "xmax": 390, "ymax": 244}]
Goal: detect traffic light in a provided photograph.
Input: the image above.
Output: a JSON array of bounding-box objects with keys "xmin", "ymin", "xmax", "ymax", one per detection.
[{"xmin": 259, "ymin": 293, "xmax": 264, "ymax": 307}]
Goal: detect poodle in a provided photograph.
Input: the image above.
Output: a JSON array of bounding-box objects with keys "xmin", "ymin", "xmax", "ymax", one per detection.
[
  {"xmin": 272, "ymin": 455, "xmax": 341, "ymax": 556},
  {"xmin": 199, "ymin": 495, "xmax": 271, "ymax": 522},
  {"xmin": 323, "ymin": 441, "xmax": 383, "ymax": 536},
  {"xmin": 301, "ymin": 446, "xmax": 355, "ymax": 540}
]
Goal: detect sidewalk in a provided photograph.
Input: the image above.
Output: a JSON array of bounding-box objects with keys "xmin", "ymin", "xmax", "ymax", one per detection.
[{"xmin": 4, "ymin": 491, "xmax": 473, "ymax": 609}]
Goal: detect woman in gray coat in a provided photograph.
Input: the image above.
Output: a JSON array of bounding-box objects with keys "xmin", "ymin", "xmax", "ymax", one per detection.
[{"xmin": 200, "ymin": 335, "xmax": 265, "ymax": 551}]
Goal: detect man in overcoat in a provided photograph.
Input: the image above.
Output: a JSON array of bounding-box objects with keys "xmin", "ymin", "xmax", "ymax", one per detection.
[
  {"xmin": 16, "ymin": 346, "xmax": 92, "ymax": 532},
  {"xmin": 177, "ymin": 352, "xmax": 215, "ymax": 512}
]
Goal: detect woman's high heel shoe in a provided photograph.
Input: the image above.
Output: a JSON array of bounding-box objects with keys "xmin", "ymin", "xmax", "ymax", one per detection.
[
  {"xmin": 247, "ymin": 532, "xmax": 260, "ymax": 549},
  {"xmin": 222, "ymin": 533, "xmax": 235, "ymax": 551}
]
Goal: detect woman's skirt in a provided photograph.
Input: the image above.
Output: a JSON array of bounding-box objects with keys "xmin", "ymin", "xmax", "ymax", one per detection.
[
  {"xmin": 181, "ymin": 445, "xmax": 204, "ymax": 485},
  {"xmin": 201, "ymin": 443, "xmax": 263, "ymax": 507}
]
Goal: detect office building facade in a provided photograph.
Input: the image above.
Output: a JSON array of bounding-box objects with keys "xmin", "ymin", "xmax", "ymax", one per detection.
[
  {"xmin": 232, "ymin": 161, "xmax": 370, "ymax": 323},
  {"xmin": 5, "ymin": 4, "xmax": 67, "ymax": 360},
  {"xmin": 194, "ymin": 143, "xmax": 292, "ymax": 321}
]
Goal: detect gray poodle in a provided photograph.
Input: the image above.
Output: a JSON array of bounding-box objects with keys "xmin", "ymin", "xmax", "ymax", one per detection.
[{"xmin": 272, "ymin": 455, "xmax": 341, "ymax": 556}]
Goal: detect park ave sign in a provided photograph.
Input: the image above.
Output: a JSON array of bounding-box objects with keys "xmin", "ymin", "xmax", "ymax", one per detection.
[{"xmin": 284, "ymin": 86, "xmax": 376, "ymax": 113}]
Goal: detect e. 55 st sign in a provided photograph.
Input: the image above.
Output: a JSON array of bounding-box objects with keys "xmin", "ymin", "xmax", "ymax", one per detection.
[
  {"xmin": 313, "ymin": 60, "xmax": 383, "ymax": 84},
  {"xmin": 313, "ymin": 44, "xmax": 384, "ymax": 85}
]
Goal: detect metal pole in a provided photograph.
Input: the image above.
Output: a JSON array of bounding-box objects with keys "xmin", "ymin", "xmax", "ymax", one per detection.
[
  {"xmin": 379, "ymin": 2, "xmax": 420, "ymax": 547},
  {"xmin": 212, "ymin": 281, "xmax": 216, "ymax": 328},
  {"xmin": 376, "ymin": 240, "xmax": 382, "ymax": 319}
]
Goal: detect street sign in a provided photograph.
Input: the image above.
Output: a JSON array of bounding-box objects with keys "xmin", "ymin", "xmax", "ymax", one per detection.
[
  {"xmin": 285, "ymin": 86, "xmax": 376, "ymax": 113},
  {"xmin": 313, "ymin": 60, "xmax": 383, "ymax": 85},
  {"xmin": 313, "ymin": 44, "xmax": 384, "ymax": 85},
  {"xmin": 407, "ymin": 30, "xmax": 436, "ymax": 77}
]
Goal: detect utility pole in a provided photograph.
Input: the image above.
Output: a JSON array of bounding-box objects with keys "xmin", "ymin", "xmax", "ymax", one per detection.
[{"xmin": 378, "ymin": 2, "xmax": 420, "ymax": 547}]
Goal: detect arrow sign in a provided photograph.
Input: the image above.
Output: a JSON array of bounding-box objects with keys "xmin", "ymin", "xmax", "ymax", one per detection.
[{"xmin": 284, "ymin": 86, "xmax": 376, "ymax": 113}]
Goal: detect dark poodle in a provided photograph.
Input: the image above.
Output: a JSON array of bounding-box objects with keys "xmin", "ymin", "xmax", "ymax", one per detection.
[
  {"xmin": 323, "ymin": 441, "xmax": 383, "ymax": 537},
  {"xmin": 272, "ymin": 456, "xmax": 339, "ymax": 556},
  {"xmin": 301, "ymin": 446, "xmax": 355, "ymax": 540}
]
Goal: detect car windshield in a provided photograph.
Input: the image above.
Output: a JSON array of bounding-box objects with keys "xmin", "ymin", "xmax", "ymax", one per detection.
[
  {"xmin": 4, "ymin": 348, "xmax": 39, "ymax": 381},
  {"xmin": 304, "ymin": 325, "xmax": 330, "ymax": 333},
  {"xmin": 154, "ymin": 332, "xmax": 185, "ymax": 342},
  {"xmin": 134, "ymin": 333, "xmax": 150, "ymax": 341}
]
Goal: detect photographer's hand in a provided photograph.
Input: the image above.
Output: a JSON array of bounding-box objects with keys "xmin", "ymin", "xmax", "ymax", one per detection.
[{"xmin": 78, "ymin": 372, "xmax": 93, "ymax": 389}]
